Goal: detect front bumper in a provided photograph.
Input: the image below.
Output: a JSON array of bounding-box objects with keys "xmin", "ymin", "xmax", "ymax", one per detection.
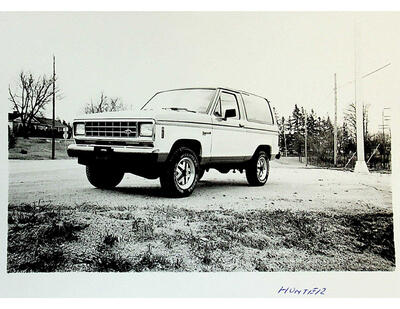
[
  {"xmin": 67, "ymin": 144, "xmax": 168, "ymax": 165},
  {"xmin": 67, "ymin": 143, "xmax": 158, "ymax": 155}
]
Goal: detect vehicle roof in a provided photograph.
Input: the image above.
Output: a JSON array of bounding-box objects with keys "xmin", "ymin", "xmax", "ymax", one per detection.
[{"xmin": 157, "ymin": 87, "xmax": 269, "ymax": 101}]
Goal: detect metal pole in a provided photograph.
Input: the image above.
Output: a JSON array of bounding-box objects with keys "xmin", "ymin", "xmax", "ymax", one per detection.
[
  {"xmin": 280, "ymin": 115, "xmax": 288, "ymax": 157},
  {"xmin": 333, "ymin": 73, "xmax": 338, "ymax": 167},
  {"xmin": 383, "ymin": 107, "xmax": 391, "ymax": 170},
  {"xmin": 382, "ymin": 110, "xmax": 385, "ymax": 169},
  {"xmin": 283, "ymin": 128, "xmax": 288, "ymax": 157},
  {"xmin": 353, "ymin": 20, "xmax": 369, "ymax": 173},
  {"xmin": 51, "ymin": 55, "xmax": 56, "ymax": 160},
  {"xmin": 305, "ymin": 109, "xmax": 308, "ymax": 166}
]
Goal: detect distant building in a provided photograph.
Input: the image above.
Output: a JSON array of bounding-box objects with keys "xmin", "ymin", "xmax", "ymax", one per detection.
[
  {"xmin": 33, "ymin": 117, "xmax": 68, "ymax": 133},
  {"xmin": 8, "ymin": 112, "xmax": 19, "ymax": 130},
  {"xmin": 9, "ymin": 112, "xmax": 69, "ymax": 137}
]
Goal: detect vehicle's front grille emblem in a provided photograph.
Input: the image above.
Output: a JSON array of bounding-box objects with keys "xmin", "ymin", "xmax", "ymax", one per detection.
[{"xmin": 124, "ymin": 129, "xmax": 134, "ymax": 136}]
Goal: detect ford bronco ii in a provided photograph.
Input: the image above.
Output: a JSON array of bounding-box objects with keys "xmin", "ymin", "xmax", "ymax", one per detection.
[{"xmin": 68, "ymin": 87, "xmax": 280, "ymax": 197}]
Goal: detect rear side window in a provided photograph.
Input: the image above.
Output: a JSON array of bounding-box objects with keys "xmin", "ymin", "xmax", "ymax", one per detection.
[{"xmin": 242, "ymin": 94, "xmax": 273, "ymax": 125}]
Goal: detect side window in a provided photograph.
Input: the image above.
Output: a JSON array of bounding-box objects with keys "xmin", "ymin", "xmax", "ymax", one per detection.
[
  {"xmin": 214, "ymin": 92, "xmax": 240, "ymax": 120},
  {"xmin": 242, "ymin": 94, "xmax": 273, "ymax": 125}
]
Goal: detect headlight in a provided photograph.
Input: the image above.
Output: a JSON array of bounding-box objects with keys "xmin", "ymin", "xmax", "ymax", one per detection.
[
  {"xmin": 139, "ymin": 123, "xmax": 153, "ymax": 137},
  {"xmin": 74, "ymin": 123, "xmax": 85, "ymax": 136}
]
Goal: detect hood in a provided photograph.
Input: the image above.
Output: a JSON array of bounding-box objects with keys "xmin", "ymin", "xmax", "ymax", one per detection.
[{"xmin": 74, "ymin": 109, "xmax": 211, "ymax": 123}]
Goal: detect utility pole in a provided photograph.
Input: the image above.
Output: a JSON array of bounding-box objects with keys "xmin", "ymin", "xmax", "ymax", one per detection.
[
  {"xmin": 379, "ymin": 107, "xmax": 391, "ymax": 169},
  {"xmin": 304, "ymin": 109, "xmax": 308, "ymax": 166},
  {"xmin": 283, "ymin": 121, "xmax": 288, "ymax": 157},
  {"xmin": 333, "ymin": 73, "xmax": 338, "ymax": 167},
  {"xmin": 51, "ymin": 55, "xmax": 56, "ymax": 160}
]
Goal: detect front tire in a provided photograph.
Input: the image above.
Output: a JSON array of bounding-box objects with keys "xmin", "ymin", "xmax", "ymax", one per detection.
[
  {"xmin": 86, "ymin": 165, "xmax": 124, "ymax": 189},
  {"xmin": 246, "ymin": 151, "xmax": 269, "ymax": 186},
  {"xmin": 160, "ymin": 147, "xmax": 200, "ymax": 197}
]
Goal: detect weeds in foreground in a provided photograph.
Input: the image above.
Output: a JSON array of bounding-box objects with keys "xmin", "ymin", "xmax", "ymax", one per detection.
[
  {"xmin": 344, "ymin": 213, "xmax": 395, "ymax": 263},
  {"xmin": 7, "ymin": 203, "xmax": 396, "ymax": 272},
  {"xmin": 94, "ymin": 241, "xmax": 173, "ymax": 272},
  {"xmin": 131, "ymin": 217, "xmax": 155, "ymax": 240},
  {"xmin": 7, "ymin": 204, "xmax": 88, "ymax": 272}
]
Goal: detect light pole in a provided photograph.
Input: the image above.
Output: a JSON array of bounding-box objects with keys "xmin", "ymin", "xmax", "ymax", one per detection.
[
  {"xmin": 304, "ymin": 109, "xmax": 308, "ymax": 166},
  {"xmin": 353, "ymin": 21, "xmax": 369, "ymax": 174},
  {"xmin": 352, "ymin": 19, "xmax": 391, "ymax": 174}
]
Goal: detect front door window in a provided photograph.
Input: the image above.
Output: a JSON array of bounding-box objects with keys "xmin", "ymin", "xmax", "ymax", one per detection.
[{"xmin": 214, "ymin": 92, "xmax": 240, "ymax": 120}]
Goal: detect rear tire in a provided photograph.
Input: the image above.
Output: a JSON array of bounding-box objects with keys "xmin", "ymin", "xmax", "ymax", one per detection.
[
  {"xmin": 160, "ymin": 147, "xmax": 200, "ymax": 197},
  {"xmin": 246, "ymin": 151, "xmax": 269, "ymax": 186},
  {"xmin": 86, "ymin": 165, "xmax": 124, "ymax": 189}
]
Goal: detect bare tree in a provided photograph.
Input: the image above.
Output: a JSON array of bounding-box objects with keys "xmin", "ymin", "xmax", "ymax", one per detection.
[
  {"xmin": 344, "ymin": 102, "xmax": 369, "ymax": 140},
  {"xmin": 84, "ymin": 92, "xmax": 125, "ymax": 114},
  {"xmin": 8, "ymin": 71, "xmax": 60, "ymax": 137}
]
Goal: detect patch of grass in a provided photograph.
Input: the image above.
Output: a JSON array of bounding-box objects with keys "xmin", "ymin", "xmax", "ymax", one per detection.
[
  {"xmin": 95, "ymin": 251, "xmax": 134, "ymax": 272},
  {"xmin": 94, "ymin": 242, "xmax": 172, "ymax": 272},
  {"xmin": 16, "ymin": 245, "xmax": 65, "ymax": 272},
  {"xmin": 7, "ymin": 203, "xmax": 396, "ymax": 272},
  {"xmin": 131, "ymin": 217, "xmax": 155, "ymax": 240},
  {"xmin": 7, "ymin": 205, "xmax": 89, "ymax": 272},
  {"xmin": 132, "ymin": 247, "xmax": 171, "ymax": 272},
  {"xmin": 107, "ymin": 212, "xmax": 137, "ymax": 221},
  {"xmin": 8, "ymin": 137, "xmax": 74, "ymax": 160},
  {"xmin": 343, "ymin": 213, "xmax": 395, "ymax": 263},
  {"xmin": 94, "ymin": 251, "xmax": 133, "ymax": 272},
  {"xmin": 102, "ymin": 233, "xmax": 119, "ymax": 247}
]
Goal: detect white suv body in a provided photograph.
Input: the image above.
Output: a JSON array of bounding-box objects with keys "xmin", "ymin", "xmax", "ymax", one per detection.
[{"xmin": 68, "ymin": 87, "xmax": 280, "ymax": 197}]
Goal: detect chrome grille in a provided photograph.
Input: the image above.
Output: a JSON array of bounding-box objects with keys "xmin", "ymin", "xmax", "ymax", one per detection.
[{"xmin": 85, "ymin": 121, "xmax": 138, "ymax": 138}]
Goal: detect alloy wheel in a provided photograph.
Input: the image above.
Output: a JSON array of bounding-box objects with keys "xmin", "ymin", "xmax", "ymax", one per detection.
[{"xmin": 174, "ymin": 157, "xmax": 196, "ymax": 190}]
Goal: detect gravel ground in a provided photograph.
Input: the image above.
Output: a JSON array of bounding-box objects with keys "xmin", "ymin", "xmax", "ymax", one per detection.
[{"xmin": 8, "ymin": 157, "xmax": 392, "ymax": 215}]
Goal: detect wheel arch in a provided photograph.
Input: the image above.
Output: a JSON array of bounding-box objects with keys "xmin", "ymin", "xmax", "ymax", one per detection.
[
  {"xmin": 168, "ymin": 139, "xmax": 202, "ymax": 161},
  {"xmin": 252, "ymin": 145, "xmax": 272, "ymax": 160}
]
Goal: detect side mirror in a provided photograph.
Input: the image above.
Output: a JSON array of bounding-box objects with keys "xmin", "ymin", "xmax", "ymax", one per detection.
[{"xmin": 224, "ymin": 108, "xmax": 236, "ymax": 119}]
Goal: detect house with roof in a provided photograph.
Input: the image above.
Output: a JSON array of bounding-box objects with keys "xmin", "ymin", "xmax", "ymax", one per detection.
[
  {"xmin": 9, "ymin": 112, "xmax": 70, "ymax": 138},
  {"xmin": 8, "ymin": 111, "xmax": 19, "ymax": 130}
]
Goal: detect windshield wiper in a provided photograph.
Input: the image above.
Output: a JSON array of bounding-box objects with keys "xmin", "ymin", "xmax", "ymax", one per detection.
[{"xmin": 162, "ymin": 107, "xmax": 197, "ymax": 113}]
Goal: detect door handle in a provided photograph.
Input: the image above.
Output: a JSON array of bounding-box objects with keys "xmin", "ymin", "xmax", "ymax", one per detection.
[
  {"xmin": 202, "ymin": 131, "xmax": 211, "ymax": 135},
  {"xmin": 239, "ymin": 124, "xmax": 245, "ymax": 128}
]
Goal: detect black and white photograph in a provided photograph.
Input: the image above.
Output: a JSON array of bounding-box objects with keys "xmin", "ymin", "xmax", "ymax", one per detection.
[{"xmin": 1, "ymin": 8, "xmax": 399, "ymax": 298}]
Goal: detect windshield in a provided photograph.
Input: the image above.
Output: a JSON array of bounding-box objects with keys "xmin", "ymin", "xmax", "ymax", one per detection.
[{"xmin": 142, "ymin": 89, "xmax": 216, "ymax": 114}]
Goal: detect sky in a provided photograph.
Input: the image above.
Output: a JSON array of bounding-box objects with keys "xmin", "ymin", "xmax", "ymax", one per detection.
[{"xmin": 1, "ymin": 12, "xmax": 399, "ymax": 133}]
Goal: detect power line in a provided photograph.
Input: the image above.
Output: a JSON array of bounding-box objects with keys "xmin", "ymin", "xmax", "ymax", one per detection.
[
  {"xmin": 362, "ymin": 63, "xmax": 391, "ymax": 79},
  {"xmin": 335, "ymin": 62, "xmax": 392, "ymax": 90}
]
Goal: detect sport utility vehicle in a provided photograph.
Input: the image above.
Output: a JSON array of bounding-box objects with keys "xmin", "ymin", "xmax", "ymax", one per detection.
[{"xmin": 68, "ymin": 87, "xmax": 280, "ymax": 197}]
